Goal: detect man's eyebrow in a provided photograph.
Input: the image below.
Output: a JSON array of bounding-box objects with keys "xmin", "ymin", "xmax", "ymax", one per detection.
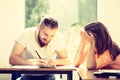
[
  {"xmin": 44, "ymin": 32, "xmax": 55, "ymax": 37},
  {"xmin": 43, "ymin": 32, "xmax": 48, "ymax": 36}
]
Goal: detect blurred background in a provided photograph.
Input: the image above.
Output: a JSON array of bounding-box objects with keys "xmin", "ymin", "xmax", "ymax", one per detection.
[{"xmin": 0, "ymin": 0, "xmax": 120, "ymax": 79}]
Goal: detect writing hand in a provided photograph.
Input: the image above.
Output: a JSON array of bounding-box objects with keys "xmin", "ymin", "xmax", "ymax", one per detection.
[
  {"xmin": 46, "ymin": 58, "xmax": 56, "ymax": 67},
  {"xmin": 28, "ymin": 59, "xmax": 47, "ymax": 66}
]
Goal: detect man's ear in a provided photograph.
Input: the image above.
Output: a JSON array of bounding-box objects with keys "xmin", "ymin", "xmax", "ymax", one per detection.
[{"xmin": 37, "ymin": 24, "xmax": 41, "ymax": 30}]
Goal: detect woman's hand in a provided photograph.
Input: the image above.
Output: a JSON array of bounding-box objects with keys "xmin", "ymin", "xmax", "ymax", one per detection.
[{"xmin": 80, "ymin": 30, "xmax": 95, "ymax": 44}]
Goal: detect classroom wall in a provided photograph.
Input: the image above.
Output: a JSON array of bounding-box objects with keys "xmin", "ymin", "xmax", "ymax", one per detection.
[
  {"xmin": 97, "ymin": 0, "xmax": 120, "ymax": 46},
  {"xmin": 0, "ymin": 0, "xmax": 25, "ymax": 79}
]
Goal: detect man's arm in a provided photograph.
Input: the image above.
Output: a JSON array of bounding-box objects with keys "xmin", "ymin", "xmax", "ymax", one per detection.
[
  {"xmin": 9, "ymin": 42, "xmax": 29, "ymax": 65},
  {"xmin": 55, "ymin": 48, "xmax": 70, "ymax": 66},
  {"xmin": 9, "ymin": 42, "xmax": 46, "ymax": 66}
]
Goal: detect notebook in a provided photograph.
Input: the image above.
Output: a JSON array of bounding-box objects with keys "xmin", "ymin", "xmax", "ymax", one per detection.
[
  {"xmin": 12, "ymin": 65, "xmax": 56, "ymax": 69},
  {"xmin": 94, "ymin": 70, "xmax": 120, "ymax": 78}
]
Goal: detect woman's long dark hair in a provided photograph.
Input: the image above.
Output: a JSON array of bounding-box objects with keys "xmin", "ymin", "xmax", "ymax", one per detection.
[{"xmin": 84, "ymin": 22, "xmax": 120, "ymax": 60}]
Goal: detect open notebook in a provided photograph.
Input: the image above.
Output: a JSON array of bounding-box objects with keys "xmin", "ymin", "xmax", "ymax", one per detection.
[
  {"xmin": 94, "ymin": 70, "xmax": 120, "ymax": 78},
  {"xmin": 12, "ymin": 65, "xmax": 56, "ymax": 69},
  {"xmin": 11, "ymin": 65, "xmax": 76, "ymax": 69}
]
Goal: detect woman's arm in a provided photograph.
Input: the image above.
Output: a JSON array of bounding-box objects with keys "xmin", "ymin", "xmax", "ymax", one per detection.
[
  {"xmin": 74, "ymin": 43, "xmax": 85, "ymax": 67},
  {"xmin": 86, "ymin": 41, "xmax": 112, "ymax": 69},
  {"xmin": 74, "ymin": 30, "xmax": 87, "ymax": 67},
  {"xmin": 86, "ymin": 40, "xmax": 96, "ymax": 69}
]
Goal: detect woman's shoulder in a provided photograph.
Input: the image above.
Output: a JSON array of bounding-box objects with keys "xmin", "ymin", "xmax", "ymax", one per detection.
[{"xmin": 95, "ymin": 50, "xmax": 110, "ymax": 58}]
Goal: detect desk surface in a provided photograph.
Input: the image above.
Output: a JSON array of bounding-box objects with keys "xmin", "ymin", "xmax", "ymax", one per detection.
[
  {"xmin": 0, "ymin": 65, "xmax": 77, "ymax": 80},
  {"xmin": 0, "ymin": 65, "xmax": 76, "ymax": 74},
  {"xmin": 78, "ymin": 69, "xmax": 120, "ymax": 80}
]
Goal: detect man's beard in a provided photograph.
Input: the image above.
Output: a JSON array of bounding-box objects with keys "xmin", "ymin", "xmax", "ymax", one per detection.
[{"xmin": 38, "ymin": 31, "xmax": 47, "ymax": 47}]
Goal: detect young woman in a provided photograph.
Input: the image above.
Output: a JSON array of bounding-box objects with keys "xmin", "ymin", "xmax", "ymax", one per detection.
[{"xmin": 74, "ymin": 21, "xmax": 120, "ymax": 69}]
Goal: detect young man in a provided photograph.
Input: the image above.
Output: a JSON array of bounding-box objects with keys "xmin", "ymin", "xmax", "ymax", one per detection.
[{"xmin": 9, "ymin": 16, "xmax": 69, "ymax": 80}]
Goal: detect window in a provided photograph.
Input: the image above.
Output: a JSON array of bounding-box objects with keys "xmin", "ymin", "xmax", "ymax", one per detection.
[
  {"xmin": 25, "ymin": 0, "xmax": 49, "ymax": 28},
  {"xmin": 25, "ymin": 0, "xmax": 97, "ymax": 29}
]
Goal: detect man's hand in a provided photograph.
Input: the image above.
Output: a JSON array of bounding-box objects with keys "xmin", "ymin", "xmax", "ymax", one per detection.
[
  {"xmin": 46, "ymin": 58, "xmax": 56, "ymax": 67},
  {"xmin": 28, "ymin": 59, "xmax": 47, "ymax": 66},
  {"xmin": 28, "ymin": 58, "xmax": 56, "ymax": 67}
]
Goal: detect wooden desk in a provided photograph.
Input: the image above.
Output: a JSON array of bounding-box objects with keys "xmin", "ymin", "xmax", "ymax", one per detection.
[
  {"xmin": 78, "ymin": 69, "xmax": 120, "ymax": 80},
  {"xmin": 0, "ymin": 66, "xmax": 76, "ymax": 80}
]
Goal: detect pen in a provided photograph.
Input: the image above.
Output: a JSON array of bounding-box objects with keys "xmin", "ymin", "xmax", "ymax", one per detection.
[{"xmin": 35, "ymin": 50, "xmax": 42, "ymax": 59}]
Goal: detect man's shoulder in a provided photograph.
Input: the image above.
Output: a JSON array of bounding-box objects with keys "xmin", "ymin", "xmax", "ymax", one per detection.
[
  {"xmin": 54, "ymin": 32, "xmax": 63, "ymax": 38},
  {"xmin": 24, "ymin": 27, "xmax": 36, "ymax": 32},
  {"xmin": 21, "ymin": 27, "xmax": 36, "ymax": 34},
  {"xmin": 17, "ymin": 27, "xmax": 36, "ymax": 37},
  {"xmin": 51, "ymin": 32, "xmax": 64, "ymax": 43},
  {"xmin": 49, "ymin": 32, "xmax": 65, "ymax": 49}
]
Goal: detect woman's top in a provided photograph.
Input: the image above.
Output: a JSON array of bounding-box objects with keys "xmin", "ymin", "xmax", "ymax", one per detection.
[{"xmin": 79, "ymin": 44, "xmax": 120, "ymax": 69}]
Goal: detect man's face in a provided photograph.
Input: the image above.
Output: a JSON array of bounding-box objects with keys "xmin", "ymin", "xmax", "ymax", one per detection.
[{"xmin": 38, "ymin": 26, "xmax": 58, "ymax": 46}]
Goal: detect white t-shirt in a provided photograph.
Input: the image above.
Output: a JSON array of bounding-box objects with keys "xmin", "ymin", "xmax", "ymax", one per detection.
[
  {"xmin": 16, "ymin": 27, "xmax": 65, "ymax": 60},
  {"xmin": 15, "ymin": 27, "xmax": 66, "ymax": 76}
]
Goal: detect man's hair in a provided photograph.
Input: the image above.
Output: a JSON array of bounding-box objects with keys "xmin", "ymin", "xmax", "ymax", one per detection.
[{"xmin": 39, "ymin": 16, "xmax": 58, "ymax": 29}]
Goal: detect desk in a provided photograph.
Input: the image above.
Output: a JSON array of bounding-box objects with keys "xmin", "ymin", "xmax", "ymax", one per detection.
[
  {"xmin": 78, "ymin": 69, "xmax": 120, "ymax": 80},
  {"xmin": 0, "ymin": 66, "xmax": 76, "ymax": 80}
]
